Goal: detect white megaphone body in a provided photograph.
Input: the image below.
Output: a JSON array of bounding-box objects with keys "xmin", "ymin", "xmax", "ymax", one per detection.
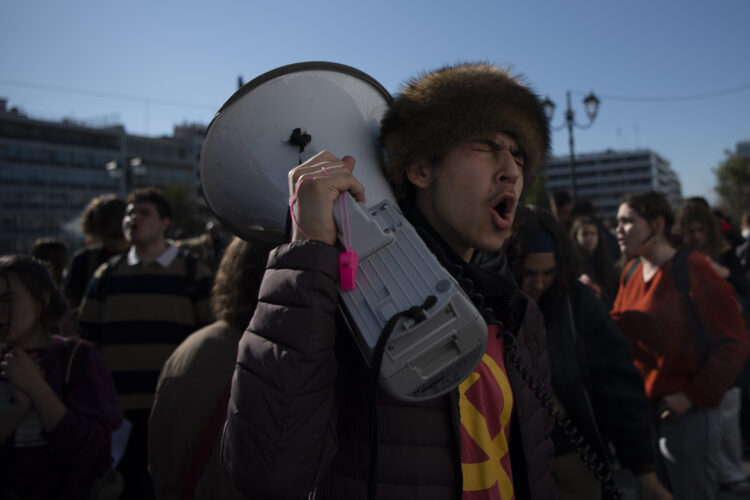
[{"xmin": 200, "ymin": 62, "xmax": 487, "ymax": 401}]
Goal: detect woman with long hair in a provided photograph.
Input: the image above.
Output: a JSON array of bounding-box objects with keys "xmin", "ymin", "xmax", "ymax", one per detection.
[
  {"xmin": 611, "ymin": 191, "xmax": 750, "ymax": 499},
  {"xmin": 149, "ymin": 238, "xmax": 269, "ymax": 500},
  {"xmin": 570, "ymin": 215, "xmax": 619, "ymax": 308},
  {"xmin": 504, "ymin": 206, "xmax": 670, "ymax": 500},
  {"xmin": 674, "ymin": 198, "xmax": 750, "ymax": 304},
  {"xmin": 673, "ymin": 198, "xmax": 750, "ymax": 495},
  {"xmin": 0, "ymin": 255, "xmax": 123, "ymax": 499}
]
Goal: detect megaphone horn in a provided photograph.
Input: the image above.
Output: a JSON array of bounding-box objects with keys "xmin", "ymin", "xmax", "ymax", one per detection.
[{"xmin": 200, "ymin": 61, "xmax": 396, "ymax": 246}]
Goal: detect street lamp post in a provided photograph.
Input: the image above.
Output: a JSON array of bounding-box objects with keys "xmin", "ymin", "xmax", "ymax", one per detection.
[
  {"xmin": 542, "ymin": 91, "xmax": 600, "ymax": 203},
  {"xmin": 105, "ymin": 157, "xmax": 146, "ymax": 195}
]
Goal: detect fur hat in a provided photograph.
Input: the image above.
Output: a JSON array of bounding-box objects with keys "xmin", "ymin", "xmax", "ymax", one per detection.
[{"xmin": 380, "ymin": 62, "xmax": 550, "ymax": 199}]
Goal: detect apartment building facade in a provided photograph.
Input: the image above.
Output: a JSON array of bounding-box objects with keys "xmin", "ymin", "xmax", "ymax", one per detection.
[
  {"xmin": 0, "ymin": 99, "xmax": 204, "ymax": 253},
  {"xmin": 544, "ymin": 149, "xmax": 683, "ymax": 221}
]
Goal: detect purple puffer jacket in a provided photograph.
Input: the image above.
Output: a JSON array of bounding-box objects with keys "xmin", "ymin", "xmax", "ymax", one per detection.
[{"xmin": 221, "ymin": 240, "xmax": 556, "ymax": 500}]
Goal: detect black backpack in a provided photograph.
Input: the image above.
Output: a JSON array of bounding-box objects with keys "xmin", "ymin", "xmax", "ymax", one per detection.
[{"xmin": 623, "ymin": 247, "xmax": 709, "ymax": 354}]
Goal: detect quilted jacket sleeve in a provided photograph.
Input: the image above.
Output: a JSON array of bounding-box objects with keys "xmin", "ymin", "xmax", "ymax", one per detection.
[{"xmin": 221, "ymin": 240, "xmax": 343, "ymax": 499}]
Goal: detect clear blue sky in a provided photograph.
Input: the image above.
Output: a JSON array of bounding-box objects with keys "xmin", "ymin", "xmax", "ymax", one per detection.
[{"xmin": 2, "ymin": 0, "xmax": 749, "ymax": 207}]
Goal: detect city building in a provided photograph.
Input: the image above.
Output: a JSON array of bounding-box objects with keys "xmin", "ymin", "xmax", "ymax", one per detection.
[
  {"xmin": 0, "ymin": 98, "xmax": 205, "ymax": 253},
  {"xmin": 544, "ymin": 149, "xmax": 682, "ymax": 222},
  {"xmin": 737, "ymin": 140, "xmax": 750, "ymax": 158}
]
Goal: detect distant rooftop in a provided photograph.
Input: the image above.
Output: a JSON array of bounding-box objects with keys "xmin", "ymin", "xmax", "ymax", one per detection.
[{"xmin": 0, "ymin": 96, "xmax": 205, "ymax": 138}]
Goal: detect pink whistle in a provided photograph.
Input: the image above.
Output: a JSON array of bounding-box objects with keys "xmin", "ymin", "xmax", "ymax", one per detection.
[{"xmin": 339, "ymin": 250, "xmax": 359, "ymax": 291}]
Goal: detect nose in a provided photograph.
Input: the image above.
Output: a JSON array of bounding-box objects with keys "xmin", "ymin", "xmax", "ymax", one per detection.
[
  {"xmin": 532, "ymin": 274, "xmax": 545, "ymax": 292},
  {"xmin": 494, "ymin": 149, "xmax": 521, "ymax": 185}
]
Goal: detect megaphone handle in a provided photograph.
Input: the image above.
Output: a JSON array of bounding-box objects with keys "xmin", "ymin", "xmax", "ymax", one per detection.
[{"xmin": 333, "ymin": 193, "xmax": 395, "ymax": 259}]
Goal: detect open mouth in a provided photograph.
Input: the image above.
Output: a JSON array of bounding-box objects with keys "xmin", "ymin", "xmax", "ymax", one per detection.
[{"xmin": 492, "ymin": 193, "xmax": 516, "ymax": 228}]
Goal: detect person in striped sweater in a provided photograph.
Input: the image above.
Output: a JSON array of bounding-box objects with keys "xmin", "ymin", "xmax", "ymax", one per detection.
[{"xmin": 78, "ymin": 186, "xmax": 213, "ymax": 500}]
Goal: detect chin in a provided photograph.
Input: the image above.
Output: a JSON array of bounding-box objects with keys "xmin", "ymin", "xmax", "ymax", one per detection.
[{"xmin": 476, "ymin": 239, "xmax": 507, "ymax": 255}]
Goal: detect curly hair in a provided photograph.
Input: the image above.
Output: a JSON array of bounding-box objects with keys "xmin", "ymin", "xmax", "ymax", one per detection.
[
  {"xmin": 80, "ymin": 194, "xmax": 126, "ymax": 240},
  {"xmin": 674, "ymin": 198, "xmax": 728, "ymax": 260},
  {"xmin": 210, "ymin": 237, "xmax": 270, "ymax": 331}
]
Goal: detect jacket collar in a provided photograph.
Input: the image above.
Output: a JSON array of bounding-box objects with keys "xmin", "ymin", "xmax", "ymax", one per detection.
[{"xmin": 399, "ymin": 198, "xmax": 527, "ymax": 334}]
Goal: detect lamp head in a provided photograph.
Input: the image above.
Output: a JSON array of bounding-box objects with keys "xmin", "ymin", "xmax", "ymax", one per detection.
[{"xmin": 583, "ymin": 92, "xmax": 600, "ymax": 121}]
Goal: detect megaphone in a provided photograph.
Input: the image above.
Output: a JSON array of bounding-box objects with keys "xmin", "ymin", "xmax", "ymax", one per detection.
[
  {"xmin": 201, "ymin": 61, "xmax": 395, "ymax": 246},
  {"xmin": 200, "ymin": 62, "xmax": 487, "ymax": 401}
]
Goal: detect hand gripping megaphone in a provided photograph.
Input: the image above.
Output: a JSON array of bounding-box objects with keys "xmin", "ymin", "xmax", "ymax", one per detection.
[{"xmin": 200, "ymin": 62, "xmax": 487, "ymax": 401}]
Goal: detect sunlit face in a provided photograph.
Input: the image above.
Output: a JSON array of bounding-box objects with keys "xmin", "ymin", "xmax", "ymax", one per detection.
[
  {"xmin": 412, "ymin": 132, "xmax": 524, "ymax": 261},
  {"xmin": 122, "ymin": 201, "xmax": 169, "ymax": 247},
  {"xmin": 0, "ymin": 273, "xmax": 43, "ymax": 348},
  {"xmin": 616, "ymin": 203, "xmax": 653, "ymax": 256},
  {"xmin": 576, "ymin": 223, "xmax": 599, "ymax": 254},
  {"xmin": 686, "ymin": 221, "xmax": 708, "ymax": 251},
  {"xmin": 521, "ymin": 252, "xmax": 556, "ymax": 302}
]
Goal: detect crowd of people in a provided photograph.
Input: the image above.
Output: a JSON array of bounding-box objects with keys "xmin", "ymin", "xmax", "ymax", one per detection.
[{"xmin": 1, "ymin": 61, "xmax": 749, "ymax": 500}]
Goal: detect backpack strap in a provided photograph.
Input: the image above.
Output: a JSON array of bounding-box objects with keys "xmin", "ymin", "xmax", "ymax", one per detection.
[
  {"xmin": 177, "ymin": 250, "xmax": 200, "ymax": 300},
  {"xmin": 623, "ymin": 257, "xmax": 641, "ymax": 285},
  {"xmin": 61, "ymin": 338, "xmax": 90, "ymax": 399},
  {"xmin": 95, "ymin": 253, "xmax": 126, "ymax": 295},
  {"xmin": 179, "ymin": 382, "xmax": 232, "ymax": 500},
  {"xmin": 672, "ymin": 247, "xmax": 710, "ymax": 353},
  {"xmin": 184, "ymin": 251, "xmax": 197, "ymax": 283}
]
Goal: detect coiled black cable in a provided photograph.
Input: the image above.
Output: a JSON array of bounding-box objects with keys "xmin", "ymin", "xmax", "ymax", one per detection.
[
  {"xmin": 367, "ymin": 295, "xmax": 439, "ymax": 500},
  {"xmin": 449, "ymin": 264, "xmax": 625, "ymax": 500},
  {"xmin": 363, "ymin": 252, "xmax": 624, "ymax": 499}
]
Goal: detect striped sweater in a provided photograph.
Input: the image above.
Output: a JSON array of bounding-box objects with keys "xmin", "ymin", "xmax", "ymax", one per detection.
[{"xmin": 78, "ymin": 251, "xmax": 213, "ymax": 410}]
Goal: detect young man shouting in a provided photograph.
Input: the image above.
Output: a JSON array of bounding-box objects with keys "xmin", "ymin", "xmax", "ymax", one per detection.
[{"xmin": 223, "ymin": 63, "xmax": 556, "ymax": 500}]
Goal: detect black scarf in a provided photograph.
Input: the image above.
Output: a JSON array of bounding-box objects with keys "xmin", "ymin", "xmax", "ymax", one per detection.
[{"xmin": 398, "ymin": 199, "xmax": 527, "ymax": 336}]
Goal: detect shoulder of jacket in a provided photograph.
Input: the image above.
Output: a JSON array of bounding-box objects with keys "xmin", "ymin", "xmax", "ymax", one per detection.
[
  {"xmin": 519, "ymin": 295, "xmax": 545, "ymax": 343},
  {"xmin": 90, "ymin": 253, "xmax": 123, "ymax": 279},
  {"xmin": 680, "ymin": 249, "xmax": 712, "ymax": 278}
]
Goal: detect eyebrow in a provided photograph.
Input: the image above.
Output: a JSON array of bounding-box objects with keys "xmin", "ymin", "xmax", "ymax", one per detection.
[{"xmin": 472, "ymin": 138, "xmax": 525, "ymax": 160}]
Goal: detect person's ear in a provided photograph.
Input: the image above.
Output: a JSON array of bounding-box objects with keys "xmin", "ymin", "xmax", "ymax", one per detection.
[
  {"xmin": 652, "ymin": 216, "xmax": 665, "ymax": 236},
  {"xmin": 405, "ymin": 161, "xmax": 434, "ymax": 190}
]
